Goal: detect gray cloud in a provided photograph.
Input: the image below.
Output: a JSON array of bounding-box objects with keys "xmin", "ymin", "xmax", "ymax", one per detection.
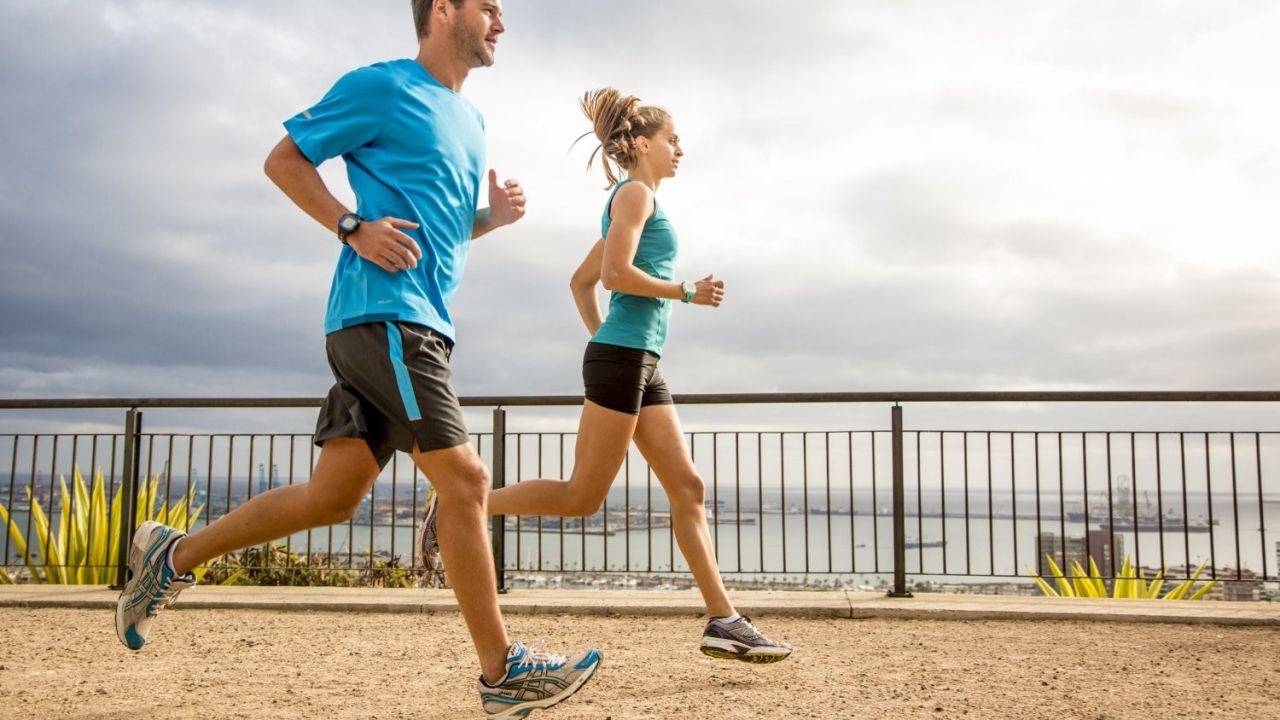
[{"xmin": 1, "ymin": 0, "xmax": 1277, "ymax": 414}]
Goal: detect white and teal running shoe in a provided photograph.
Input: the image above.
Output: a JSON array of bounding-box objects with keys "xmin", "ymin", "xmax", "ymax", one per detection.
[
  {"xmin": 416, "ymin": 486, "xmax": 448, "ymax": 587},
  {"xmin": 478, "ymin": 641, "xmax": 602, "ymax": 719},
  {"xmin": 115, "ymin": 520, "xmax": 195, "ymax": 651},
  {"xmin": 700, "ymin": 615, "xmax": 792, "ymax": 663}
]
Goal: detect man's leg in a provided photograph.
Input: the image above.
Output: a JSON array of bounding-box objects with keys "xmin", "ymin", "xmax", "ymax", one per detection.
[
  {"xmin": 171, "ymin": 438, "xmax": 379, "ymax": 574},
  {"xmin": 117, "ymin": 438, "xmax": 380, "ymax": 650},
  {"xmin": 411, "ymin": 441, "xmax": 510, "ymax": 684}
]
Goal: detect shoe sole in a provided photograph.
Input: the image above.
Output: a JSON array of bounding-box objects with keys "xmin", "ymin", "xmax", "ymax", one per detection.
[
  {"xmin": 700, "ymin": 645, "xmax": 792, "ymax": 664},
  {"xmin": 115, "ymin": 521, "xmax": 164, "ymax": 650},
  {"xmin": 484, "ymin": 655, "xmax": 602, "ymax": 720},
  {"xmin": 416, "ymin": 490, "xmax": 448, "ymax": 587}
]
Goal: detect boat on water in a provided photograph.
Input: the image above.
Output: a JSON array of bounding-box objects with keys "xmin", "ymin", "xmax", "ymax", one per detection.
[{"xmin": 1065, "ymin": 477, "xmax": 1218, "ymax": 532}]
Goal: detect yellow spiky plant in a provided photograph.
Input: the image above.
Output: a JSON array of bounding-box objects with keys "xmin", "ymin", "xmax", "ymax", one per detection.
[
  {"xmin": 1028, "ymin": 554, "xmax": 1216, "ymax": 600},
  {"xmin": 0, "ymin": 466, "xmax": 207, "ymax": 584}
]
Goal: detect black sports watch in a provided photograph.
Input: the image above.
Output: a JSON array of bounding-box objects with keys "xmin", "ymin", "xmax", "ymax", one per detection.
[{"xmin": 337, "ymin": 213, "xmax": 363, "ymax": 244}]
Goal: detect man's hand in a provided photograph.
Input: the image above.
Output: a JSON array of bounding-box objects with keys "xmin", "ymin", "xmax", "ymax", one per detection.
[
  {"xmin": 487, "ymin": 169, "xmax": 526, "ymax": 228},
  {"xmin": 692, "ymin": 274, "xmax": 725, "ymax": 307},
  {"xmin": 347, "ymin": 216, "xmax": 423, "ymax": 273}
]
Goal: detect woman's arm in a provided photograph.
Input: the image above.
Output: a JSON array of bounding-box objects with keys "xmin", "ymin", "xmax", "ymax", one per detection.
[
  {"xmin": 599, "ymin": 183, "xmax": 684, "ymax": 300},
  {"xmin": 570, "ymin": 238, "xmax": 606, "ymax": 336},
  {"xmin": 599, "ymin": 182, "xmax": 725, "ymax": 306}
]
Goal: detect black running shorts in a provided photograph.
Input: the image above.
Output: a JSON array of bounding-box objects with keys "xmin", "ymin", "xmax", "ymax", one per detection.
[
  {"xmin": 314, "ymin": 321, "xmax": 470, "ymax": 467},
  {"xmin": 582, "ymin": 342, "xmax": 674, "ymax": 415}
]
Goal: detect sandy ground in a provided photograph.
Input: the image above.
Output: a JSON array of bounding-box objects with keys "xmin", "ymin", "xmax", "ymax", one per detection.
[{"xmin": 1, "ymin": 608, "xmax": 1277, "ymax": 719}]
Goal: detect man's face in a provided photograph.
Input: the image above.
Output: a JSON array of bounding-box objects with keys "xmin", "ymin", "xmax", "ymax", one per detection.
[{"xmin": 450, "ymin": 0, "xmax": 504, "ymax": 68}]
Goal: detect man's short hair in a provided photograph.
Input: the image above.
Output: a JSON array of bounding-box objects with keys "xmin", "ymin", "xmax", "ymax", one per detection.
[{"xmin": 412, "ymin": 0, "xmax": 468, "ymax": 39}]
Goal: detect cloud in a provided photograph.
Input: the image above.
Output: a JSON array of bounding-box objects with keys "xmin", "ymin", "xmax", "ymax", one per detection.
[{"xmin": 1, "ymin": 0, "xmax": 1277, "ymax": 418}]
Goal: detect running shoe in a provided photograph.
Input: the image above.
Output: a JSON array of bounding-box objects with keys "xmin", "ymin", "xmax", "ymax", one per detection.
[
  {"xmin": 700, "ymin": 615, "xmax": 792, "ymax": 663},
  {"xmin": 478, "ymin": 641, "xmax": 602, "ymax": 719},
  {"xmin": 115, "ymin": 520, "xmax": 195, "ymax": 650},
  {"xmin": 416, "ymin": 486, "xmax": 448, "ymax": 587}
]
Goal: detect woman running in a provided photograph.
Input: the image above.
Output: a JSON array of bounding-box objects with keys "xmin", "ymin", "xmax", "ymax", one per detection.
[{"xmin": 423, "ymin": 87, "xmax": 790, "ymax": 663}]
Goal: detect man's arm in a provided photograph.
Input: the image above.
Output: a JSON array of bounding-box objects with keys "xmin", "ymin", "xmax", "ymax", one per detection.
[
  {"xmin": 264, "ymin": 135, "xmax": 422, "ymax": 273},
  {"xmin": 472, "ymin": 169, "xmax": 526, "ymax": 239}
]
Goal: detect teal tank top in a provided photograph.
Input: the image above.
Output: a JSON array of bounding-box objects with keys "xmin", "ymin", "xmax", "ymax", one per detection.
[{"xmin": 590, "ymin": 179, "xmax": 679, "ymax": 356}]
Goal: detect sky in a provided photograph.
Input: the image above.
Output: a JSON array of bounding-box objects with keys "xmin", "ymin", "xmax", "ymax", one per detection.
[{"xmin": 1, "ymin": 0, "xmax": 1278, "ymax": 435}]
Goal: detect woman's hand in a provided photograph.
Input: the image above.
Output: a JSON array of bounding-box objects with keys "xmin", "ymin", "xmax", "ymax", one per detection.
[{"xmin": 692, "ymin": 274, "xmax": 725, "ymax": 307}]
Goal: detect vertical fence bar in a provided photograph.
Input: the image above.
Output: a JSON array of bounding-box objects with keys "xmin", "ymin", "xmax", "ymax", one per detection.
[
  {"xmin": 491, "ymin": 407, "xmax": 507, "ymax": 593},
  {"xmin": 872, "ymin": 430, "xmax": 880, "ymax": 574},
  {"xmin": 1230, "ymin": 433, "xmax": 1242, "ymax": 581},
  {"xmin": 940, "ymin": 432, "xmax": 948, "ymax": 575},
  {"xmin": 802, "ymin": 432, "xmax": 809, "ymax": 574},
  {"xmin": 963, "ymin": 432, "xmax": 971, "ymax": 575},
  {"xmin": 736, "ymin": 432, "xmax": 743, "ymax": 574},
  {"xmin": 849, "ymin": 432, "xmax": 857, "ymax": 574},
  {"xmin": 1204, "ymin": 433, "xmax": 1217, "ymax": 580},
  {"xmin": 1155, "ymin": 433, "xmax": 1166, "ymax": 572},
  {"xmin": 4, "ymin": 436, "xmax": 18, "ymax": 569},
  {"xmin": 914, "ymin": 431, "xmax": 922, "ymax": 574},
  {"xmin": 113, "ymin": 409, "xmax": 142, "ymax": 588},
  {"xmin": 824, "ymin": 432, "xmax": 832, "ymax": 573},
  {"xmin": 1256, "ymin": 433, "xmax": 1268, "ymax": 581},
  {"xmin": 1179, "ymin": 433, "xmax": 1191, "ymax": 578},
  {"xmin": 986, "ymin": 433, "xmax": 994, "ymax": 576},
  {"xmin": 889, "ymin": 404, "xmax": 912, "ymax": 597},
  {"xmin": 1009, "ymin": 433, "xmax": 1018, "ymax": 578},
  {"xmin": 1105, "ymin": 433, "xmax": 1116, "ymax": 577}
]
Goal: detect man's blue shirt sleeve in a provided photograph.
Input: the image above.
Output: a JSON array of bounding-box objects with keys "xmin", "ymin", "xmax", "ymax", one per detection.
[{"xmin": 283, "ymin": 65, "xmax": 392, "ymax": 165}]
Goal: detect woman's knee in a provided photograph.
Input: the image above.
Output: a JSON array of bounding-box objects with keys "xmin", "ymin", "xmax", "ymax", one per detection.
[
  {"xmin": 562, "ymin": 472, "xmax": 611, "ymax": 516},
  {"xmin": 564, "ymin": 492, "xmax": 606, "ymax": 517},
  {"xmin": 667, "ymin": 473, "xmax": 706, "ymax": 508}
]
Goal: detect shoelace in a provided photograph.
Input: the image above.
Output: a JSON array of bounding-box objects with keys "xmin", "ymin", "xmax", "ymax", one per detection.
[
  {"xmin": 735, "ymin": 617, "xmax": 785, "ymax": 646},
  {"xmin": 514, "ymin": 641, "xmax": 567, "ymax": 672},
  {"xmin": 147, "ymin": 576, "xmax": 188, "ymax": 617}
]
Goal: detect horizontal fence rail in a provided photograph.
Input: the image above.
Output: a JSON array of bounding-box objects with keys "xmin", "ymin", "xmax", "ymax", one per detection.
[{"xmin": 1, "ymin": 393, "xmax": 1277, "ymax": 599}]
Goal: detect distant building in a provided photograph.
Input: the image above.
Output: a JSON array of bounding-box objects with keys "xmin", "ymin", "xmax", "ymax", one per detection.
[{"xmin": 1036, "ymin": 530, "xmax": 1124, "ymax": 578}]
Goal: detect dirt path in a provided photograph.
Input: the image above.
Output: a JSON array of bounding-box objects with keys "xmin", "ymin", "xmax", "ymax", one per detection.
[{"xmin": 1, "ymin": 608, "xmax": 1277, "ymax": 719}]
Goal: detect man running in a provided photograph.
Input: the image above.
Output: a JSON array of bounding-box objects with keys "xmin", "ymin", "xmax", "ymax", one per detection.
[{"xmin": 114, "ymin": 2, "xmax": 600, "ymax": 717}]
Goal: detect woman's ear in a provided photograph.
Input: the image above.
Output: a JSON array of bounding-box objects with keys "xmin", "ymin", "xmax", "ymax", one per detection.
[{"xmin": 634, "ymin": 136, "xmax": 650, "ymax": 155}]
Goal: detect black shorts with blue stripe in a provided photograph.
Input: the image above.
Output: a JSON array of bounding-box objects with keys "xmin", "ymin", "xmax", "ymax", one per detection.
[{"xmin": 314, "ymin": 321, "xmax": 470, "ymax": 467}]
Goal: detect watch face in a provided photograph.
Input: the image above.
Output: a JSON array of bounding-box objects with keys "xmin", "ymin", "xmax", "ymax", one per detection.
[{"xmin": 339, "ymin": 215, "xmax": 359, "ymax": 232}]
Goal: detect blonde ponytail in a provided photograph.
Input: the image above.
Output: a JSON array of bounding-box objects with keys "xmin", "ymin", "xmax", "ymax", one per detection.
[{"xmin": 576, "ymin": 87, "xmax": 671, "ymax": 188}]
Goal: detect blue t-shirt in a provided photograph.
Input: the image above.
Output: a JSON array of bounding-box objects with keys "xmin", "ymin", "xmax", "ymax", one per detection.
[
  {"xmin": 591, "ymin": 180, "xmax": 679, "ymax": 355},
  {"xmin": 284, "ymin": 59, "xmax": 486, "ymax": 341}
]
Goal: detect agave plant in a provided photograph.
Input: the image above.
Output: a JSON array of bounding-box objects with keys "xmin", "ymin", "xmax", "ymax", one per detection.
[
  {"xmin": 1028, "ymin": 554, "xmax": 1216, "ymax": 600},
  {"xmin": 0, "ymin": 465, "xmax": 205, "ymax": 584}
]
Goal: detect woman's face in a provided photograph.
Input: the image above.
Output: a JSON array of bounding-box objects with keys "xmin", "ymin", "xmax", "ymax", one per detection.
[{"xmin": 638, "ymin": 123, "xmax": 683, "ymax": 179}]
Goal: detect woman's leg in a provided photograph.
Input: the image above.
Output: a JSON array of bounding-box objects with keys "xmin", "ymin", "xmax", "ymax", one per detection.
[
  {"xmin": 631, "ymin": 403, "xmax": 734, "ymax": 618},
  {"xmin": 487, "ymin": 400, "xmax": 638, "ymax": 517}
]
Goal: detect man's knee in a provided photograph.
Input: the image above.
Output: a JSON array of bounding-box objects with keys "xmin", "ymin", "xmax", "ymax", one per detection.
[
  {"xmin": 418, "ymin": 447, "xmax": 491, "ymax": 505},
  {"xmin": 307, "ymin": 487, "xmax": 366, "ymax": 526}
]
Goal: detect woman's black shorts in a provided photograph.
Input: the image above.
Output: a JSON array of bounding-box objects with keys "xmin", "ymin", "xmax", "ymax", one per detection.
[{"xmin": 582, "ymin": 342, "xmax": 674, "ymax": 415}]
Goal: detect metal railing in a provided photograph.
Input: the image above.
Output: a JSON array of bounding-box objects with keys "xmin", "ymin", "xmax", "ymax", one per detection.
[{"xmin": 2, "ymin": 392, "xmax": 1277, "ymax": 597}]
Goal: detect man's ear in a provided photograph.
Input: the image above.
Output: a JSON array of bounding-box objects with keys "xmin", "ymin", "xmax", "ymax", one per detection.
[{"xmin": 434, "ymin": 0, "xmax": 453, "ymax": 25}]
